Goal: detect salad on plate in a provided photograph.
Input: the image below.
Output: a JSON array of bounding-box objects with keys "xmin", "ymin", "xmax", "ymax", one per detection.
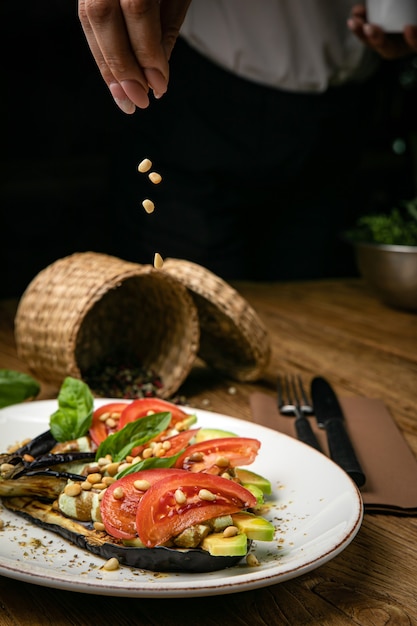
[{"xmin": 0, "ymin": 377, "xmax": 275, "ymax": 573}]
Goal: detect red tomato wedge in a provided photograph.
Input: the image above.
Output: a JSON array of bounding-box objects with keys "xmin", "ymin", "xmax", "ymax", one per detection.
[
  {"xmin": 136, "ymin": 471, "xmax": 257, "ymax": 547},
  {"xmin": 118, "ymin": 398, "xmax": 191, "ymax": 431},
  {"xmin": 174, "ymin": 437, "xmax": 260, "ymax": 473},
  {"xmin": 100, "ymin": 468, "xmax": 187, "ymax": 539},
  {"xmin": 89, "ymin": 402, "xmax": 130, "ymax": 446}
]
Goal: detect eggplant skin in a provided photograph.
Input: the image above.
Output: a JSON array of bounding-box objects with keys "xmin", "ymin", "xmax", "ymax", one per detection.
[{"xmin": 3, "ymin": 498, "xmax": 250, "ymax": 573}]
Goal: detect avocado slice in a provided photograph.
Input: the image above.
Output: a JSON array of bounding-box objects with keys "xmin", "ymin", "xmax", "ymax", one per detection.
[
  {"xmin": 245, "ymin": 484, "xmax": 264, "ymax": 507},
  {"xmin": 235, "ymin": 468, "xmax": 272, "ymax": 495},
  {"xmin": 194, "ymin": 428, "xmax": 237, "ymax": 442},
  {"xmin": 231, "ymin": 512, "xmax": 275, "ymax": 542},
  {"xmin": 201, "ymin": 531, "xmax": 248, "ymax": 557}
]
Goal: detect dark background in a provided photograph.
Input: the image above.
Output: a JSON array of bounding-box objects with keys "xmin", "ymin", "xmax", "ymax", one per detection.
[{"xmin": 1, "ymin": 2, "xmax": 417, "ymax": 298}]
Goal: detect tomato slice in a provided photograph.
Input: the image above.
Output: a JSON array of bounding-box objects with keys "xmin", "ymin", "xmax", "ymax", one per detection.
[
  {"xmin": 100, "ymin": 468, "xmax": 187, "ymax": 539},
  {"xmin": 174, "ymin": 437, "xmax": 261, "ymax": 473},
  {"xmin": 136, "ymin": 471, "xmax": 257, "ymax": 547},
  {"xmin": 118, "ymin": 398, "xmax": 191, "ymax": 431},
  {"xmin": 89, "ymin": 402, "xmax": 130, "ymax": 447}
]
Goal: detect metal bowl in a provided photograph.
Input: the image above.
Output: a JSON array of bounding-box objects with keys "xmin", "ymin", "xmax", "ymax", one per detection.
[{"xmin": 355, "ymin": 242, "xmax": 417, "ymax": 311}]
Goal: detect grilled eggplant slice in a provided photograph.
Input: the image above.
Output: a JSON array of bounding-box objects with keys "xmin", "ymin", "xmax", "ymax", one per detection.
[
  {"xmin": 15, "ymin": 429, "xmax": 58, "ymax": 457},
  {"xmin": 0, "ymin": 476, "xmax": 68, "ymax": 499},
  {"xmin": 3, "ymin": 497, "xmax": 251, "ymax": 573}
]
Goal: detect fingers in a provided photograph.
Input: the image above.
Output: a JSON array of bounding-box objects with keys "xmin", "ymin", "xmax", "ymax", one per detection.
[
  {"xmin": 404, "ymin": 25, "xmax": 417, "ymax": 53},
  {"xmin": 122, "ymin": 0, "xmax": 169, "ymax": 95},
  {"xmin": 350, "ymin": 4, "xmax": 366, "ymax": 22},
  {"xmin": 347, "ymin": 10, "xmax": 415, "ymax": 59},
  {"xmin": 79, "ymin": 0, "xmax": 150, "ymax": 111},
  {"xmin": 159, "ymin": 0, "xmax": 193, "ymax": 59},
  {"xmin": 78, "ymin": 0, "xmax": 192, "ymax": 114},
  {"xmin": 78, "ymin": 0, "xmax": 170, "ymax": 113},
  {"xmin": 347, "ymin": 11, "xmax": 368, "ymax": 46},
  {"xmin": 362, "ymin": 26, "xmax": 411, "ymax": 59}
]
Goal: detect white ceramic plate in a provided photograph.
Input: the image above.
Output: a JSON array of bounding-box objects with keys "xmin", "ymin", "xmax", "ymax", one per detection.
[{"xmin": 0, "ymin": 399, "xmax": 363, "ymax": 598}]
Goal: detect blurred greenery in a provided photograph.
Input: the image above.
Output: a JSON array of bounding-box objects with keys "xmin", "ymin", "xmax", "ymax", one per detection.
[
  {"xmin": 0, "ymin": 370, "xmax": 40, "ymax": 408},
  {"xmin": 346, "ymin": 197, "xmax": 417, "ymax": 246}
]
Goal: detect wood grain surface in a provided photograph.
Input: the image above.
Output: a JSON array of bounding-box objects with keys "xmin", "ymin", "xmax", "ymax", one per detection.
[{"xmin": 1, "ymin": 278, "xmax": 416, "ymax": 626}]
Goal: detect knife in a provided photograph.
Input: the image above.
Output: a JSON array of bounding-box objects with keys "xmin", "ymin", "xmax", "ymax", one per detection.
[
  {"xmin": 310, "ymin": 377, "xmax": 366, "ymax": 488},
  {"xmin": 293, "ymin": 404, "xmax": 323, "ymax": 452}
]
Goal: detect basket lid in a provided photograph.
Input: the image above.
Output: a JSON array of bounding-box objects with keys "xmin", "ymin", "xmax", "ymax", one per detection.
[{"xmin": 162, "ymin": 258, "xmax": 271, "ymax": 381}]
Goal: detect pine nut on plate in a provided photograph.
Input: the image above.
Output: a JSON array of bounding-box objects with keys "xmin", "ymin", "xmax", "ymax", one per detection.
[{"xmin": 102, "ymin": 557, "xmax": 120, "ymax": 571}]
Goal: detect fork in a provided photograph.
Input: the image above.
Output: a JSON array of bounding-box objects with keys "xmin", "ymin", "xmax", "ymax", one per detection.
[
  {"xmin": 277, "ymin": 375, "xmax": 314, "ymax": 416},
  {"xmin": 277, "ymin": 375, "xmax": 322, "ymax": 452}
]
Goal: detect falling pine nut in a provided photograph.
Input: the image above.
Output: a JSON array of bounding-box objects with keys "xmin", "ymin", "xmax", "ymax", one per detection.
[
  {"xmin": 138, "ymin": 158, "xmax": 152, "ymax": 173},
  {"xmin": 142, "ymin": 199, "xmax": 155, "ymax": 214},
  {"xmin": 148, "ymin": 171, "xmax": 162, "ymax": 184},
  {"xmin": 154, "ymin": 253, "xmax": 164, "ymax": 269}
]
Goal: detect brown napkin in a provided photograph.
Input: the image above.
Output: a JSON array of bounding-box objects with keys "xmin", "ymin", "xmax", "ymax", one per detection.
[{"xmin": 250, "ymin": 392, "xmax": 417, "ymax": 514}]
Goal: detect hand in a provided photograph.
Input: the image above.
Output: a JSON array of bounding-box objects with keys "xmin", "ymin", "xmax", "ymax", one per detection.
[
  {"xmin": 347, "ymin": 4, "xmax": 417, "ymax": 59},
  {"xmin": 78, "ymin": 0, "xmax": 192, "ymax": 113}
]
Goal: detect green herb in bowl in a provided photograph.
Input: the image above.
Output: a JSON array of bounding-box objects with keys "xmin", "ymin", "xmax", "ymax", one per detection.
[
  {"xmin": 346, "ymin": 197, "xmax": 417, "ymax": 246},
  {"xmin": 345, "ymin": 197, "xmax": 417, "ymax": 311}
]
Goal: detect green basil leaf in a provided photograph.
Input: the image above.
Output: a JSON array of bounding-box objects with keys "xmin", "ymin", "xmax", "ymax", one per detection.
[
  {"xmin": 0, "ymin": 369, "xmax": 40, "ymax": 408},
  {"xmin": 116, "ymin": 452, "xmax": 183, "ymax": 479},
  {"xmin": 49, "ymin": 377, "xmax": 94, "ymax": 442},
  {"xmin": 96, "ymin": 412, "xmax": 171, "ymax": 462}
]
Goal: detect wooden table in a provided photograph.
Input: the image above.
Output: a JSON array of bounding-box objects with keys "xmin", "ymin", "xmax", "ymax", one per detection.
[{"xmin": 1, "ymin": 279, "xmax": 417, "ymax": 625}]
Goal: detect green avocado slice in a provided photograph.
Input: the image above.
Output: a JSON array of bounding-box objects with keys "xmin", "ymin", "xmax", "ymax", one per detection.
[
  {"xmin": 194, "ymin": 428, "xmax": 237, "ymax": 442},
  {"xmin": 231, "ymin": 512, "xmax": 275, "ymax": 542},
  {"xmin": 235, "ymin": 468, "xmax": 272, "ymax": 495},
  {"xmin": 201, "ymin": 531, "xmax": 248, "ymax": 556},
  {"xmin": 244, "ymin": 484, "xmax": 264, "ymax": 507}
]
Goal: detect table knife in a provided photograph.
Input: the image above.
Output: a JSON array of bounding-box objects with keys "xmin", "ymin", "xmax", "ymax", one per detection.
[{"xmin": 310, "ymin": 377, "xmax": 366, "ymax": 487}]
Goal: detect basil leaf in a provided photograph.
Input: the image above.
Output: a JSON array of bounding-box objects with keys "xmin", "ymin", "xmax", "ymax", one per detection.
[
  {"xmin": 96, "ymin": 412, "xmax": 171, "ymax": 462},
  {"xmin": 116, "ymin": 452, "xmax": 183, "ymax": 478},
  {"xmin": 49, "ymin": 377, "xmax": 94, "ymax": 442},
  {"xmin": 0, "ymin": 369, "xmax": 40, "ymax": 408}
]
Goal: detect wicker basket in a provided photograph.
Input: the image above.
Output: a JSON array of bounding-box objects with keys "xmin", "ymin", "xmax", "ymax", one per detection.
[
  {"xmin": 162, "ymin": 259, "xmax": 271, "ymax": 381},
  {"xmin": 14, "ymin": 252, "xmax": 200, "ymax": 399}
]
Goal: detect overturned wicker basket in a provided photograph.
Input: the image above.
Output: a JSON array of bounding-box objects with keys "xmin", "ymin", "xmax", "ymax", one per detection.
[
  {"xmin": 14, "ymin": 252, "xmax": 200, "ymax": 399},
  {"xmin": 162, "ymin": 259, "xmax": 271, "ymax": 381}
]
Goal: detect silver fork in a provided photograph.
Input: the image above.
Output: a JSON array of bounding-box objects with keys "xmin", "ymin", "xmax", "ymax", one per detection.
[
  {"xmin": 277, "ymin": 375, "xmax": 322, "ymax": 451},
  {"xmin": 277, "ymin": 375, "xmax": 314, "ymax": 416}
]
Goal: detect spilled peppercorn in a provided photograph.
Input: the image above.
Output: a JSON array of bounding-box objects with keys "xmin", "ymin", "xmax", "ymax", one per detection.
[{"xmin": 83, "ymin": 359, "xmax": 163, "ymax": 399}]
